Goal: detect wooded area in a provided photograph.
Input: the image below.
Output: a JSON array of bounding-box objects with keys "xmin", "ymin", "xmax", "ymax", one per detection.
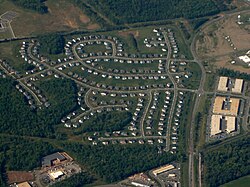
[
  {"xmin": 62, "ymin": 143, "xmax": 176, "ymax": 182},
  {"xmin": 203, "ymin": 137, "xmax": 250, "ymax": 186},
  {"xmin": 76, "ymin": 111, "xmax": 132, "ymax": 133},
  {"xmin": 0, "ymin": 136, "xmax": 57, "ymax": 186},
  {"xmin": 0, "ymin": 136, "xmax": 57, "ymax": 171},
  {"xmin": 38, "ymin": 34, "xmax": 65, "ymax": 55},
  {"xmin": 11, "ymin": 0, "xmax": 48, "ymax": 13},
  {"xmin": 83, "ymin": 0, "xmax": 232, "ymax": 24},
  {"xmin": 51, "ymin": 172, "xmax": 94, "ymax": 187},
  {"xmin": 0, "ymin": 78, "xmax": 77, "ymax": 137}
]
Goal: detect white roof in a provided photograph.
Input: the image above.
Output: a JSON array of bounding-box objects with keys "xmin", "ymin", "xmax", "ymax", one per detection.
[
  {"xmin": 225, "ymin": 116, "xmax": 236, "ymax": 133},
  {"xmin": 239, "ymin": 55, "xmax": 250, "ymax": 63},
  {"xmin": 210, "ymin": 115, "xmax": 222, "ymax": 136},
  {"xmin": 217, "ymin": 76, "xmax": 228, "ymax": 91},
  {"xmin": 49, "ymin": 171, "xmax": 64, "ymax": 179},
  {"xmin": 232, "ymin": 79, "xmax": 244, "ymax": 93}
]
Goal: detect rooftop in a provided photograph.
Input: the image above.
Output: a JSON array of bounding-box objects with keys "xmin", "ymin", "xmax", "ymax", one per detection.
[
  {"xmin": 42, "ymin": 152, "xmax": 66, "ymax": 167},
  {"xmin": 17, "ymin": 182, "xmax": 31, "ymax": 187},
  {"xmin": 210, "ymin": 115, "xmax": 222, "ymax": 136},
  {"xmin": 213, "ymin": 96, "xmax": 240, "ymax": 116}
]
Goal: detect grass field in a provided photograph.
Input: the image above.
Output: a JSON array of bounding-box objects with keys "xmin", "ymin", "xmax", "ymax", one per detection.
[
  {"xmin": 181, "ymin": 62, "xmax": 201, "ymax": 89},
  {"xmin": 0, "ymin": 28, "xmax": 12, "ymax": 40},
  {"xmin": 0, "ymin": 0, "xmax": 100, "ymax": 38},
  {"xmin": 221, "ymin": 175, "xmax": 250, "ymax": 187}
]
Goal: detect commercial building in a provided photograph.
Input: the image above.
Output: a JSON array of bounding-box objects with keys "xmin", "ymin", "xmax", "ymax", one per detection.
[
  {"xmin": 217, "ymin": 77, "xmax": 244, "ymax": 94},
  {"xmin": 217, "ymin": 76, "xmax": 229, "ymax": 92},
  {"xmin": 210, "ymin": 115, "xmax": 237, "ymax": 136},
  {"xmin": 225, "ymin": 116, "xmax": 236, "ymax": 133},
  {"xmin": 213, "ymin": 96, "xmax": 240, "ymax": 116},
  {"xmin": 239, "ymin": 55, "xmax": 250, "ymax": 63},
  {"xmin": 49, "ymin": 170, "xmax": 64, "ymax": 180},
  {"xmin": 232, "ymin": 79, "xmax": 244, "ymax": 93},
  {"xmin": 16, "ymin": 182, "xmax": 31, "ymax": 187},
  {"xmin": 210, "ymin": 115, "xmax": 222, "ymax": 136},
  {"xmin": 152, "ymin": 164, "xmax": 175, "ymax": 176},
  {"xmin": 42, "ymin": 152, "xmax": 67, "ymax": 167}
]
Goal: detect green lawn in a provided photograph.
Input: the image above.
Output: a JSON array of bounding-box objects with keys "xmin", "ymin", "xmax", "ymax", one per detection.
[
  {"xmin": 181, "ymin": 62, "xmax": 202, "ymax": 89},
  {"xmin": 0, "ymin": 29, "xmax": 12, "ymax": 40},
  {"xmin": 220, "ymin": 175, "xmax": 250, "ymax": 187}
]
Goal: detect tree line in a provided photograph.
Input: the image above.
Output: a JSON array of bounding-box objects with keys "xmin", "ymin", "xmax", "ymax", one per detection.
[
  {"xmin": 203, "ymin": 137, "xmax": 250, "ymax": 186},
  {"xmin": 11, "ymin": 0, "xmax": 48, "ymax": 14},
  {"xmin": 0, "ymin": 77, "xmax": 77, "ymax": 137},
  {"xmin": 218, "ymin": 68, "xmax": 250, "ymax": 81},
  {"xmin": 51, "ymin": 172, "xmax": 94, "ymax": 187},
  {"xmin": 82, "ymin": 0, "xmax": 232, "ymax": 24},
  {"xmin": 61, "ymin": 142, "xmax": 176, "ymax": 182},
  {"xmin": 38, "ymin": 34, "xmax": 65, "ymax": 55}
]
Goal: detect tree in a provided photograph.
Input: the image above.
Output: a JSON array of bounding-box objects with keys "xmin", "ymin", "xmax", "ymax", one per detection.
[{"xmin": 39, "ymin": 34, "xmax": 65, "ymax": 55}]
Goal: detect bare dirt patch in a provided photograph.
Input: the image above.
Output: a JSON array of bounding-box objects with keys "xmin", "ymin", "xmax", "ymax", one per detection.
[
  {"xmin": 0, "ymin": 0, "xmax": 98, "ymax": 36},
  {"xmin": 213, "ymin": 56, "xmax": 250, "ymax": 74},
  {"xmin": 80, "ymin": 14, "xmax": 90, "ymax": 24},
  {"xmin": 87, "ymin": 23, "xmax": 100, "ymax": 30},
  {"xmin": 196, "ymin": 14, "xmax": 250, "ymax": 59},
  {"xmin": 7, "ymin": 171, "xmax": 34, "ymax": 184},
  {"xmin": 118, "ymin": 30, "xmax": 140, "ymax": 38}
]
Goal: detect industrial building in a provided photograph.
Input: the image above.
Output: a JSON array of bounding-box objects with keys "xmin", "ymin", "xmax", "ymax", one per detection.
[
  {"xmin": 217, "ymin": 76, "xmax": 244, "ymax": 94},
  {"xmin": 213, "ymin": 96, "xmax": 240, "ymax": 116},
  {"xmin": 42, "ymin": 152, "xmax": 67, "ymax": 167},
  {"xmin": 49, "ymin": 170, "xmax": 64, "ymax": 180},
  {"xmin": 152, "ymin": 164, "xmax": 175, "ymax": 176}
]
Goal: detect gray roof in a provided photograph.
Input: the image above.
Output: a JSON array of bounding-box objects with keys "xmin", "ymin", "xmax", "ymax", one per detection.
[{"xmin": 42, "ymin": 152, "xmax": 66, "ymax": 166}]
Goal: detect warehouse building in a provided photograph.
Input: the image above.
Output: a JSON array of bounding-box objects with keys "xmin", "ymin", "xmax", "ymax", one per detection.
[
  {"xmin": 152, "ymin": 164, "xmax": 175, "ymax": 176},
  {"xmin": 42, "ymin": 152, "xmax": 67, "ymax": 167},
  {"xmin": 49, "ymin": 170, "xmax": 64, "ymax": 181},
  {"xmin": 213, "ymin": 96, "xmax": 240, "ymax": 116}
]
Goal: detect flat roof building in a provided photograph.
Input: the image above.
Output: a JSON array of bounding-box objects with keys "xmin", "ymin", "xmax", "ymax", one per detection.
[
  {"xmin": 17, "ymin": 182, "xmax": 31, "ymax": 187},
  {"xmin": 152, "ymin": 164, "xmax": 175, "ymax": 176},
  {"xmin": 213, "ymin": 96, "xmax": 240, "ymax": 116},
  {"xmin": 217, "ymin": 77, "xmax": 228, "ymax": 92},
  {"xmin": 232, "ymin": 79, "xmax": 244, "ymax": 94},
  {"xmin": 217, "ymin": 76, "xmax": 244, "ymax": 94},
  {"xmin": 49, "ymin": 170, "xmax": 64, "ymax": 180},
  {"xmin": 42, "ymin": 152, "xmax": 66, "ymax": 167},
  {"xmin": 225, "ymin": 116, "xmax": 236, "ymax": 133},
  {"xmin": 210, "ymin": 115, "xmax": 222, "ymax": 136}
]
